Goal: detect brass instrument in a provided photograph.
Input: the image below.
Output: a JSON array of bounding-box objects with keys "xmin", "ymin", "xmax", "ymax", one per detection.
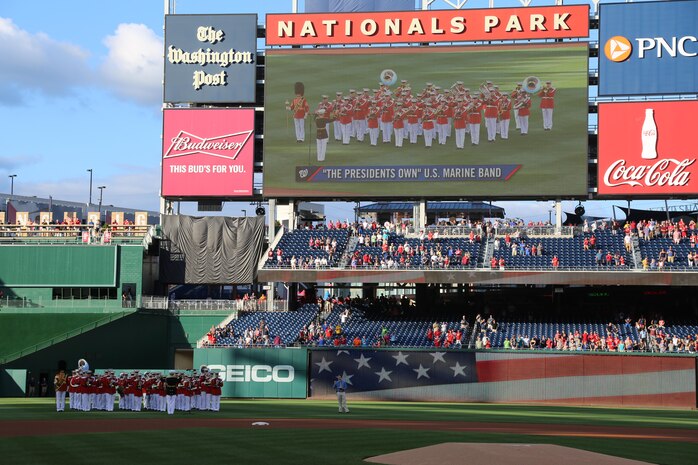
[
  {"xmin": 479, "ymin": 82, "xmax": 493, "ymax": 99},
  {"xmin": 523, "ymin": 76, "xmax": 541, "ymax": 94}
]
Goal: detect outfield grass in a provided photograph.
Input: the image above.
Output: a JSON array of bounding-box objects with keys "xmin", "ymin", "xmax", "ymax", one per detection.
[
  {"xmin": 264, "ymin": 43, "xmax": 589, "ymax": 198},
  {"xmin": 1, "ymin": 399, "xmax": 696, "ymax": 465}
]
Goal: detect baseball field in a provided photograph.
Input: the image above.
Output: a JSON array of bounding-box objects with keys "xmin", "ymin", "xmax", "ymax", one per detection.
[
  {"xmin": 263, "ymin": 42, "xmax": 589, "ymax": 199},
  {"xmin": 1, "ymin": 398, "xmax": 696, "ymax": 465}
]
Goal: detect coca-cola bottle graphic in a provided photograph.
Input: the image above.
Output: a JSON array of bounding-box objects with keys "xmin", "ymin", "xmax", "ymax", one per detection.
[{"xmin": 641, "ymin": 108, "xmax": 658, "ymax": 160}]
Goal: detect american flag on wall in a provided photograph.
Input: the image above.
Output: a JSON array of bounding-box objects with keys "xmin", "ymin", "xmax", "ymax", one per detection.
[
  {"xmin": 310, "ymin": 350, "xmax": 696, "ymax": 408},
  {"xmin": 310, "ymin": 349, "xmax": 477, "ymax": 394}
]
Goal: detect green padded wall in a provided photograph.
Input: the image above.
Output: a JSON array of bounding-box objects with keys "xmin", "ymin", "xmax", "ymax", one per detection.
[{"xmin": 0, "ymin": 246, "xmax": 117, "ymax": 286}]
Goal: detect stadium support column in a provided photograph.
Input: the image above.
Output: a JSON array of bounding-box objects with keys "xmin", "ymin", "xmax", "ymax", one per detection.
[
  {"xmin": 289, "ymin": 200, "xmax": 296, "ymax": 231},
  {"xmin": 267, "ymin": 199, "xmax": 277, "ymax": 311},
  {"xmin": 417, "ymin": 200, "xmax": 427, "ymax": 228},
  {"xmin": 268, "ymin": 199, "xmax": 277, "ymax": 241},
  {"xmin": 555, "ymin": 200, "xmax": 562, "ymax": 234}
]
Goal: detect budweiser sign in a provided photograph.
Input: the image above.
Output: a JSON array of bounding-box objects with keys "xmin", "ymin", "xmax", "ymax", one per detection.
[
  {"xmin": 164, "ymin": 130, "xmax": 253, "ymax": 161},
  {"xmin": 598, "ymin": 101, "xmax": 698, "ymax": 195},
  {"xmin": 161, "ymin": 108, "xmax": 255, "ymax": 197}
]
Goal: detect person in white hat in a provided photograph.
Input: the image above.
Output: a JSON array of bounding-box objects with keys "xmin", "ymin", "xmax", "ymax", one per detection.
[
  {"xmin": 538, "ymin": 80, "xmax": 555, "ymax": 130},
  {"xmin": 511, "ymin": 83, "xmax": 524, "ymax": 130},
  {"xmin": 468, "ymin": 92, "xmax": 484, "ymax": 145},
  {"xmin": 315, "ymin": 109, "xmax": 330, "ymax": 162},
  {"xmin": 332, "ymin": 92, "xmax": 343, "ymax": 141}
]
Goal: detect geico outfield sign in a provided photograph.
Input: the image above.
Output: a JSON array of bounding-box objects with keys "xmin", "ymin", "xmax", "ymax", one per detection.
[
  {"xmin": 193, "ymin": 348, "xmax": 308, "ymax": 398},
  {"xmin": 208, "ymin": 364, "xmax": 295, "ymax": 382}
]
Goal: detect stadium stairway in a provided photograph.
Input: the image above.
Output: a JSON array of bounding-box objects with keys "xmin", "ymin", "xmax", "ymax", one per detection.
[{"xmin": 0, "ymin": 310, "xmax": 135, "ymax": 365}]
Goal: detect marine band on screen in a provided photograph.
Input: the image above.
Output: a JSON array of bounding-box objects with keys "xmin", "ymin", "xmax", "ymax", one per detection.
[
  {"xmin": 289, "ymin": 77, "xmax": 555, "ymax": 156},
  {"xmin": 58, "ymin": 363, "xmax": 223, "ymax": 413}
]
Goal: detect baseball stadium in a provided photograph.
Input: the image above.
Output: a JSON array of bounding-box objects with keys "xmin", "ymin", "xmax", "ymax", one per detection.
[{"xmin": 1, "ymin": 1, "xmax": 698, "ymax": 465}]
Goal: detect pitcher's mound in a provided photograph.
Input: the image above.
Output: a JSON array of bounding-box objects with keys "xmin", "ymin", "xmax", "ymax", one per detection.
[{"xmin": 365, "ymin": 443, "xmax": 654, "ymax": 465}]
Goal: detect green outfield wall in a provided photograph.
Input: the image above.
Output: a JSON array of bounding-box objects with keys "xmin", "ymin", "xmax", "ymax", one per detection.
[{"xmin": 0, "ymin": 246, "xmax": 117, "ymax": 286}]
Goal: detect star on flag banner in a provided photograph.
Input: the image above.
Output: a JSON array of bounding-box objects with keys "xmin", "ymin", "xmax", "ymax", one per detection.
[{"xmin": 310, "ymin": 349, "xmax": 477, "ymax": 394}]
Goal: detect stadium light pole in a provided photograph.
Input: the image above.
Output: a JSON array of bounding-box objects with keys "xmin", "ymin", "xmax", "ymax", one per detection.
[
  {"xmin": 8, "ymin": 174, "xmax": 16, "ymax": 198},
  {"xmin": 87, "ymin": 169, "xmax": 93, "ymax": 206},
  {"xmin": 98, "ymin": 186, "xmax": 106, "ymax": 218}
]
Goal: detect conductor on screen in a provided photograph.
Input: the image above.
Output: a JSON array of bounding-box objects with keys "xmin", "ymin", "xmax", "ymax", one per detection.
[{"xmin": 286, "ymin": 82, "xmax": 309, "ymax": 143}]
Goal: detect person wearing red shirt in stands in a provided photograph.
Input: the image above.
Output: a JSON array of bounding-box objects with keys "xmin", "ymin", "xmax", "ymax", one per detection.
[{"xmin": 551, "ymin": 255, "xmax": 560, "ymax": 268}]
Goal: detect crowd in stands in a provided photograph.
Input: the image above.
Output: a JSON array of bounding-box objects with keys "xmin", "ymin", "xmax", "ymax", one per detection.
[
  {"xmin": 0, "ymin": 216, "xmax": 146, "ymax": 241},
  {"xmin": 424, "ymin": 316, "xmax": 469, "ymax": 348},
  {"xmin": 471, "ymin": 313, "xmax": 698, "ymax": 353},
  {"xmin": 203, "ymin": 316, "xmax": 283, "ymax": 347}
]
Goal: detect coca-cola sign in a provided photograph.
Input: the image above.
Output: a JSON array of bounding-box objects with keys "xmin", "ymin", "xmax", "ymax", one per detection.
[
  {"xmin": 162, "ymin": 109, "xmax": 254, "ymax": 197},
  {"xmin": 598, "ymin": 101, "xmax": 698, "ymax": 196}
]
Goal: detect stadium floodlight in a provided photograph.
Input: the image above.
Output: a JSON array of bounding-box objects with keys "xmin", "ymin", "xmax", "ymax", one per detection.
[
  {"xmin": 87, "ymin": 169, "xmax": 93, "ymax": 206},
  {"xmin": 8, "ymin": 174, "xmax": 17, "ymax": 198},
  {"xmin": 98, "ymin": 186, "xmax": 106, "ymax": 217}
]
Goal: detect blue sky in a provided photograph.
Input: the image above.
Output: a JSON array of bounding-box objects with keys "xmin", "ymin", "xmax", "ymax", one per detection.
[{"xmin": 0, "ymin": 0, "xmax": 688, "ymax": 222}]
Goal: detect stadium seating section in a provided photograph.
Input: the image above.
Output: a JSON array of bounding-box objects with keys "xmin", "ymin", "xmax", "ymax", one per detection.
[
  {"xmin": 208, "ymin": 303, "xmax": 697, "ymax": 352},
  {"xmin": 263, "ymin": 228, "xmax": 643, "ymax": 270},
  {"xmin": 266, "ymin": 229, "xmax": 349, "ymax": 268}
]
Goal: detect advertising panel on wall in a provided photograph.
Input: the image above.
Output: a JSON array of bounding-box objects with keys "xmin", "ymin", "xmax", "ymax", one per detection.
[
  {"xmin": 597, "ymin": 101, "xmax": 698, "ymax": 196},
  {"xmin": 164, "ymin": 14, "xmax": 257, "ymax": 103},
  {"xmin": 161, "ymin": 109, "xmax": 254, "ymax": 198},
  {"xmin": 310, "ymin": 349, "xmax": 477, "ymax": 399},
  {"xmin": 599, "ymin": 1, "xmax": 698, "ymax": 96},
  {"xmin": 263, "ymin": 43, "xmax": 589, "ymax": 199},
  {"xmin": 309, "ymin": 349, "xmax": 695, "ymax": 408},
  {"xmin": 267, "ymin": 5, "xmax": 589, "ymax": 46},
  {"xmin": 194, "ymin": 348, "xmax": 308, "ymax": 398}
]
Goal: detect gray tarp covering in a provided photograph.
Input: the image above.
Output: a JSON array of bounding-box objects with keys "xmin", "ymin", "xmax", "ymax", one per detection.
[{"xmin": 159, "ymin": 215, "xmax": 265, "ymax": 284}]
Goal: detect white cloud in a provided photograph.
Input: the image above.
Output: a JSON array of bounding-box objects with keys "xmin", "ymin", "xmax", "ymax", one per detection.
[
  {"xmin": 0, "ymin": 17, "xmax": 91, "ymax": 104},
  {"xmin": 99, "ymin": 23, "xmax": 163, "ymax": 107}
]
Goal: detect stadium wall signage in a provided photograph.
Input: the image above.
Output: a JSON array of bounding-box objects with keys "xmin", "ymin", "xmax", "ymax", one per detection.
[
  {"xmin": 598, "ymin": 101, "xmax": 698, "ymax": 196},
  {"xmin": 164, "ymin": 14, "xmax": 257, "ymax": 103},
  {"xmin": 161, "ymin": 108, "xmax": 254, "ymax": 198},
  {"xmin": 266, "ymin": 5, "xmax": 589, "ymax": 46},
  {"xmin": 309, "ymin": 349, "xmax": 696, "ymax": 408},
  {"xmin": 599, "ymin": 1, "xmax": 698, "ymax": 96},
  {"xmin": 193, "ymin": 348, "xmax": 307, "ymax": 398},
  {"xmin": 207, "ymin": 365, "xmax": 295, "ymax": 383}
]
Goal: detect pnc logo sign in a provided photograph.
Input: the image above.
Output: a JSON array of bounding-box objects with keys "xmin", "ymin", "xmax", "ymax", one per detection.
[
  {"xmin": 604, "ymin": 36, "xmax": 632, "ymax": 62},
  {"xmin": 208, "ymin": 364, "xmax": 295, "ymax": 383},
  {"xmin": 604, "ymin": 34, "xmax": 697, "ymax": 62}
]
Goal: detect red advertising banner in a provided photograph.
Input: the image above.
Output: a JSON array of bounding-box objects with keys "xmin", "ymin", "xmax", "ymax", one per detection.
[
  {"xmin": 598, "ymin": 101, "xmax": 698, "ymax": 196},
  {"xmin": 162, "ymin": 108, "xmax": 254, "ymax": 197},
  {"xmin": 266, "ymin": 5, "xmax": 589, "ymax": 46}
]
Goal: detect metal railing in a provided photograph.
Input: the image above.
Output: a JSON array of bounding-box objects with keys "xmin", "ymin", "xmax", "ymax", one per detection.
[
  {"xmin": 0, "ymin": 296, "xmax": 123, "ymax": 310},
  {"xmin": 140, "ymin": 296, "xmax": 289, "ymax": 312},
  {"xmin": 401, "ymin": 225, "xmax": 574, "ymax": 238},
  {"xmin": 0, "ymin": 224, "xmax": 149, "ymax": 245}
]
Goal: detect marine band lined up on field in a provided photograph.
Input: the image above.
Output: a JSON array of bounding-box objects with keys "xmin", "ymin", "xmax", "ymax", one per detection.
[
  {"xmin": 55, "ymin": 367, "xmax": 223, "ymax": 415},
  {"xmin": 288, "ymin": 79, "xmax": 555, "ymax": 162}
]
